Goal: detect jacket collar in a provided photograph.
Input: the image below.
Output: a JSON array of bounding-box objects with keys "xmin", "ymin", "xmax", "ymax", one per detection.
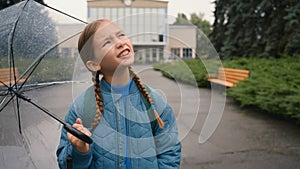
[{"xmin": 100, "ymin": 77, "xmax": 140, "ymax": 96}]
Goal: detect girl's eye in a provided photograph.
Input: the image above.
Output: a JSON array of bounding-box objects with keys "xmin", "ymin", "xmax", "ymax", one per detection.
[
  {"xmin": 119, "ymin": 33, "xmax": 125, "ymax": 37},
  {"xmin": 102, "ymin": 41, "xmax": 110, "ymax": 47}
]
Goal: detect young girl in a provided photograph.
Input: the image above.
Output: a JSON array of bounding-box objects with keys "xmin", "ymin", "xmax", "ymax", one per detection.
[{"xmin": 56, "ymin": 19, "xmax": 181, "ymax": 169}]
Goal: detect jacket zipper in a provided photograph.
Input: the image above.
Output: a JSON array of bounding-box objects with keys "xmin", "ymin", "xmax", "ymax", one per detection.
[
  {"xmin": 116, "ymin": 105, "xmax": 120, "ymax": 169},
  {"xmin": 125, "ymin": 97, "xmax": 132, "ymax": 169}
]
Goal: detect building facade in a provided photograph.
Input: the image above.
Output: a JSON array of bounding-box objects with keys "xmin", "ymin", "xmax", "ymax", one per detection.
[
  {"xmin": 167, "ymin": 24, "xmax": 197, "ymax": 59},
  {"xmin": 87, "ymin": 0, "xmax": 168, "ymax": 63},
  {"xmin": 56, "ymin": 0, "xmax": 197, "ymax": 62}
]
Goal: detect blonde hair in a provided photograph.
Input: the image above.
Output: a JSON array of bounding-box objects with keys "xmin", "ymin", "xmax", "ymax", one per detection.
[{"xmin": 78, "ymin": 19, "xmax": 164, "ymax": 132}]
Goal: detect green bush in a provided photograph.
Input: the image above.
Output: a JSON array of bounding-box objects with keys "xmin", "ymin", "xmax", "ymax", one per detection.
[
  {"xmin": 153, "ymin": 60, "xmax": 209, "ymax": 87},
  {"xmin": 153, "ymin": 56, "xmax": 300, "ymax": 123},
  {"xmin": 223, "ymin": 56, "xmax": 300, "ymax": 122},
  {"xmin": 0, "ymin": 57, "xmax": 75, "ymax": 83}
]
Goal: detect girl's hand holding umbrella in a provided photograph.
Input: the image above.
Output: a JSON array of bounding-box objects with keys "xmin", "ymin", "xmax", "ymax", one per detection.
[{"xmin": 67, "ymin": 118, "xmax": 92, "ymax": 153}]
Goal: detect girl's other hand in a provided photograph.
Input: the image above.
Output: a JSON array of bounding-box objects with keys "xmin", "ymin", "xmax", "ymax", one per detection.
[{"xmin": 67, "ymin": 118, "xmax": 92, "ymax": 153}]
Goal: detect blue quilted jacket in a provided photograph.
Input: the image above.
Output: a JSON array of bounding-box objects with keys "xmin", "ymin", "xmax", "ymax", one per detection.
[{"xmin": 56, "ymin": 78, "xmax": 181, "ymax": 169}]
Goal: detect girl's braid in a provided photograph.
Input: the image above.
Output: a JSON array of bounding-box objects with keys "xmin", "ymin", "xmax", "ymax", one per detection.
[
  {"xmin": 90, "ymin": 70, "xmax": 103, "ymax": 132},
  {"xmin": 129, "ymin": 66, "xmax": 164, "ymax": 128}
]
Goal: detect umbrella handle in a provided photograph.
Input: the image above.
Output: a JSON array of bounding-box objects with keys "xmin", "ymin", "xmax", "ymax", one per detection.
[
  {"xmin": 9, "ymin": 88, "xmax": 93, "ymax": 144},
  {"xmin": 64, "ymin": 123, "xmax": 93, "ymax": 144}
]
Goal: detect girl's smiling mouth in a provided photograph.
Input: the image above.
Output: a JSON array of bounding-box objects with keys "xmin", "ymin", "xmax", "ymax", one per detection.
[{"xmin": 117, "ymin": 49, "xmax": 131, "ymax": 58}]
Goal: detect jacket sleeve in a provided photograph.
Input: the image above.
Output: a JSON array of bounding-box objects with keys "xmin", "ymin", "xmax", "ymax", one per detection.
[
  {"xmin": 152, "ymin": 91, "xmax": 181, "ymax": 169},
  {"xmin": 56, "ymin": 103, "xmax": 93, "ymax": 169}
]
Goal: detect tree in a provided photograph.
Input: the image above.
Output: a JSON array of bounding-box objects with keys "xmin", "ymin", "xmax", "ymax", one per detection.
[
  {"xmin": 0, "ymin": 0, "xmax": 58, "ymax": 58},
  {"xmin": 174, "ymin": 12, "xmax": 212, "ymax": 36},
  {"xmin": 210, "ymin": 0, "xmax": 300, "ymax": 58},
  {"xmin": 190, "ymin": 12, "xmax": 212, "ymax": 36},
  {"xmin": 283, "ymin": 1, "xmax": 300, "ymax": 55},
  {"xmin": 209, "ymin": 0, "xmax": 231, "ymax": 58},
  {"xmin": 189, "ymin": 13, "xmax": 213, "ymax": 58},
  {"xmin": 173, "ymin": 13, "xmax": 190, "ymax": 25}
]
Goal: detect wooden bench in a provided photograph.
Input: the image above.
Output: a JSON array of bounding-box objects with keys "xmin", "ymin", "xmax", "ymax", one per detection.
[
  {"xmin": 206, "ymin": 68, "xmax": 250, "ymax": 87},
  {"xmin": 0, "ymin": 68, "xmax": 26, "ymax": 87}
]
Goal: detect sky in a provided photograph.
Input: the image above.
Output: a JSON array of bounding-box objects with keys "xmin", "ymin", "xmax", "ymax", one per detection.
[{"xmin": 44, "ymin": 0, "xmax": 215, "ymax": 24}]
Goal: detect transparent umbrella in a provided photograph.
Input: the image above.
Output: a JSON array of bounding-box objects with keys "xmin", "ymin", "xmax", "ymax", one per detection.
[{"xmin": 0, "ymin": 0, "xmax": 92, "ymax": 168}]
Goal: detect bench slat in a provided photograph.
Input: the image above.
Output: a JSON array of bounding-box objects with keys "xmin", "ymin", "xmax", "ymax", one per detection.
[
  {"xmin": 219, "ymin": 74, "xmax": 247, "ymax": 81},
  {"xmin": 219, "ymin": 70, "xmax": 249, "ymax": 77},
  {"xmin": 0, "ymin": 68, "xmax": 26, "ymax": 87},
  {"xmin": 207, "ymin": 67, "xmax": 250, "ymax": 88},
  {"xmin": 208, "ymin": 78, "xmax": 235, "ymax": 87},
  {"xmin": 221, "ymin": 68, "xmax": 250, "ymax": 74},
  {"xmin": 221, "ymin": 72, "xmax": 249, "ymax": 78}
]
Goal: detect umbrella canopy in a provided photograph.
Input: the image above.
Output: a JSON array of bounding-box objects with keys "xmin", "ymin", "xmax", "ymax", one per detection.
[{"xmin": 0, "ymin": 0, "xmax": 88, "ymax": 168}]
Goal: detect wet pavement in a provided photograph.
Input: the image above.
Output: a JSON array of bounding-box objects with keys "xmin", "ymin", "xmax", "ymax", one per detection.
[{"xmin": 1, "ymin": 65, "xmax": 300, "ymax": 169}]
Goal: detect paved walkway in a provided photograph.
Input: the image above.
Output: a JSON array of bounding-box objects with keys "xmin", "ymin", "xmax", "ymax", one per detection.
[
  {"xmin": 1, "ymin": 65, "xmax": 300, "ymax": 169},
  {"xmin": 137, "ymin": 65, "xmax": 300, "ymax": 169}
]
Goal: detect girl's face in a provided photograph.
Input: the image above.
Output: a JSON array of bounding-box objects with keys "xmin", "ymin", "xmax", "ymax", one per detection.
[{"xmin": 87, "ymin": 20, "xmax": 134, "ymax": 74}]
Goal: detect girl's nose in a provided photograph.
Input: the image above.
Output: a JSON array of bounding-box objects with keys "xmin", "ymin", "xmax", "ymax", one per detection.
[{"xmin": 115, "ymin": 39, "xmax": 125, "ymax": 48}]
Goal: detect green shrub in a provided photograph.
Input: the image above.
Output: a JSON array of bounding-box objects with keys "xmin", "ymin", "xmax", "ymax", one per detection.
[
  {"xmin": 153, "ymin": 60, "xmax": 208, "ymax": 87},
  {"xmin": 153, "ymin": 56, "xmax": 300, "ymax": 123},
  {"xmin": 223, "ymin": 56, "xmax": 300, "ymax": 122},
  {"xmin": 0, "ymin": 57, "xmax": 75, "ymax": 83}
]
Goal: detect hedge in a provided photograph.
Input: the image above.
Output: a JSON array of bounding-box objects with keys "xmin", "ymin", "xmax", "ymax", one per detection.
[
  {"xmin": 0, "ymin": 57, "xmax": 75, "ymax": 83},
  {"xmin": 153, "ymin": 56, "xmax": 300, "ymax": 123},
  {"xmin": 223, "ymin": 56, "xmax": 300, "ymax": 122}
]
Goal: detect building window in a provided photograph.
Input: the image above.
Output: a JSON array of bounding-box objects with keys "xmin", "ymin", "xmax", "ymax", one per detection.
[
  {"xmin": 138, "ymin": 8, "xmax": 144, "ymax": 42},
  {"xmin": 171, "ymin": 48, "xmax": 180, "ymax": 57},
  {"xmin": 111, "ymin": 8, "xmax": 117, "ymax": 22},
  {"xmin": 125, "ymin": 8, "xmax": 131, "ymax": 34},
  {"xmin": 98, "ymin": 8, "xmax": 104, "ymax": 18},
  {"xmin": 159, "ymin": 47, "xmax": 164, "ymax": 59},
  {"xmin": 104, "ymin": 8, "xmax": 110, "ymax": 19},
  {"xmin": 117, "ymin": 8, "xmax": 124, "ymax": 28},
  {"xmin": 145, "ymin": 48, "xmax": 150, "ymax": 63},
  {"xmin": 151, "ymin": 8, "xmax": 158, "ymax": 42},
  {"xmin": 88, "ymin": 8, "xmax": 97, "ymax": 20},
  {"xmin": 183, "ymin": 48, "xmax": 192, "ymax": 58},
  {"xmin": 158, "ymin": 8, "xmax": 166, "ymax": 43},
  {"xmin": 152, "ymin": 48, "xmax": 157, "ymax": 62},
  {"xmin": 145, "ymin": 8, "xmax": 151, "ymax": 43},
  {"xmin": 131, "ymin": 8, "xmax": 138, "ymax": 43}
]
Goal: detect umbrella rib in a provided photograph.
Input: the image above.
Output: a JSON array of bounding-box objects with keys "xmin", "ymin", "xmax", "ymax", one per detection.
[
  {"xmin": 0, "ymin": 93, "xmax": 9, "ymax": 107},
  {"xmin": 11, "ymin": 95, "xmax": 22, "ymax": 134},
  {"xmin": 0, "ymin": 80, "xmax": 9, "ymax": 88},
  {"xmin": 12, "ymin": 89, "xmax": 64, "ymax": 124},
  {"xmin": 16, "ymin": 95, "xmax": 22, "ymax": 134},
  {"xmin": 7, "ymin": 0, "xmax": 30, "ymax": 90},
  {"xmin": 16, "ymin": 31, "xmax": 83, "ymax": 90},
  {"xmin": 36, "ymin": 1, "xmax": 88, "ymax": 24},
  {"xmin": 0, "ymin": 80, "xmax": 14, "ymax": 112},
  {"xmin": 0, "ymin": 94, "xmax": 15, "ymax": 112}
]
